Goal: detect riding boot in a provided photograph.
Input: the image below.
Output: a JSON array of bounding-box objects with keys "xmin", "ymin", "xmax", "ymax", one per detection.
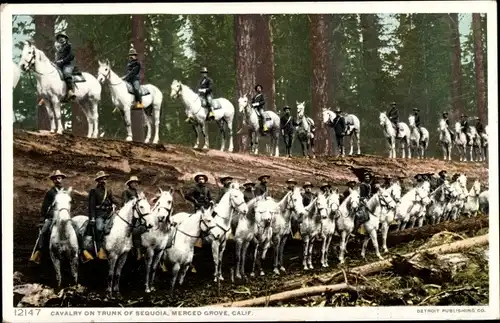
[
  {"xmin": 133, "ymin": 89, "xmax": 144, "ymax": 109},
  {"xmin": 133, "ymin": 234, "xmax": 143, "ymax": 261},
  {"xmin": 76, "ymin": 233, "xmax": 93, "ymax": 263},
  {"xmin": 66, "ymin": 79, "xmax": 76, "ymax": 101},
  {"xmin": 30, "ymin": 250, "xmax": 42, "ymax": 264},
  {"xmin": 259, "ymin": 117, "xmax": 266, "ymax": 136}
]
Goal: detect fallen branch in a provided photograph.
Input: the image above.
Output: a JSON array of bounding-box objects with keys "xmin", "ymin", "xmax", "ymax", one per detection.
[{"xmin": 213, "ymin": 234, "xmax": 488, "ymax": 307}]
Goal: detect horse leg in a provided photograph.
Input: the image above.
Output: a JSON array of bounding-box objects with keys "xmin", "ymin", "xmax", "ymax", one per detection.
[
  {"xmin": 79, "ymin": 103, "xmax": 92, "ymax": 138},
  {"xmin": 152, "ymin": 103, "xmax": 161, "ymax": 144},
  {"xmin": 113, "ymin": 251, "xmax": 129, "ymax": 298},
  {"xmin": 170, "ymin": 262, "xmax": 181, "ymax": 295},
  {"xmin": 178, "ymin": 264, "xmax": 191, "ymax": 286},
  {"xmin": 235, "ymin": 239, "xmax": 243, "ymax": 279},
  {"xmin": 250, "ymin": 242, "xmax": 259, "ymax": 277},
  {"xmin": 278, "ymin": 234, "xmax": 288, "ymax": 272},
  {"xmin": 302, "ymin": 236, "xmax": 309, "ymax": 270},
  {"xmin": 381, "ymin": 221, "xmax": 390, "ymax": 253},
  {"xmin": 339, "ymin": 231, "xmax": 347, "ymax": 264},
  {"xmin": 360, "ymin": 229, "xmax": 370, "ymax": 260},
  {"xmin": 217, "ymin": 239, "xmax": 227, "ymax": 281},
  {"xmin": 349, "ymin": 135, "xmax": 354, "ymax": 156},
  {"xmin": 211, "ymin": 240, "xmax": 220, "ymax": 282},
  {"xmin": 144, "ymin": 113, "xmax": 152, "ymax": 144},
  {"xmin": 320, "ymin": 234, "xmax": 328, "ymax": 267},
  {"xmin": 218, "ymin": 119, "xmax": 226, "ymax": 152},
  {"xmin": 70, "ymin": 251, "xmax": 79, "ymax": 286},
  {"xmin": 44, "ymin": 100, "xmax": 56, "ymax": 133},
  {"xmin": 201, "ymin": 122, "xmax": 209, "ymax": 150},
  {"xmin": 310, "ymin": 137, "xmax": 316, "ymax": 158},
  {"xmin": 259, "ymin": 245, "xmax": 270, "ymax": 276},
  {"xmin": 274, "ymin": 131, "xmax": 280, "ymax": 157},
  {"xmin": 370, "ymin": 227, "xmax": 383, "ymax": 260},
  {"xmin": 324, "ymin": 235, "xmax": 333, "ymax": 267},
  {"xmin": 241, "ymin": 240, "xmax": 250, "ymax": 279},
  {"xmin": 149, "ymin": 249, "xmax": 164, "ymax": 292},
  {"xmin": 301, "ymin": 141, "xmax": 307, "ymax": 158},
  {"xmin": 52, "ymin": 100, "xmax": 64, "ymax": 135},
  {"xmin": 144, "ymin": 248, "xmax": 154, "ymax": 293},
  {"xmin": 417, "ymin": 216, "xmax": 424, "ymax": 227},
  {"xmin": 192, "ymin": 124, "xmax": 200, "ymax": 149},
  {"xmin": 106, "ymin": 255, "xmax": 117, "ymax": 298},
  {"xmin": 227, "ymin": 118, "xmax": 234, "ymax": 153},
  {"xmin": 272, "ymin": 236, "xmax": 281, "ymax": 275},
  {"xmin": 50, "ymin": 250, "xmax": 63, "ymax": 288},
  {"xmin": 255, "ymin": 133, "xmax": 260, "ymax": 155},
  {"xmin": 91, "ymin": 101, "xmax": 100, "ymax": 138},
  {"xmin": 123, "ymin": 108, "xmax": 133, "ymax": 142}
]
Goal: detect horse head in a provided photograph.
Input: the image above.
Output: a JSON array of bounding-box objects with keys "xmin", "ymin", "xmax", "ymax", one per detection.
[
  {"xmin": 470, "ymin": 180, "xmax": 481, "ymax": 197},
  {"xmin": 326, "ymin": 188, "xmax": 340, "ymax": 216},
  {"xmin": 53, "ymin": 187, "xmax": 73, "ymax": 216},
  {"xmin": 379, "ymin": 112, "xmax": 388, "ymax": 127},
  {"xmin": 170, "ymin": 80, "xmax": 182, "ymax": 99},
  {"xmin": 132, "ymin": 192, "xmax": 152, "ymax": 220},
  {"xmin": 238, "ymin": 96, "xmax": 249, "ymax": 114},
  {"xmin": 228, "ymin": 182, "xmax": 248, "ymax": 215},
  {"xmin": 19, "ymin": 41, "xmax": 37, "ymax": 72},
  {"xmin": 415, "ymin": 185, "xmax": 431, "ymax": 206},
  {"xmin": 296, "ymin": 101, "xmax": 306, "ymax": 119},
  {"xmin": 454, "ymin": 121, "xmax": 461, "ymax": 134},
  {"xmin": 408, "ymin": 115, "xmax": 415, "ymax": 127},
  {"xmin": 313, "ymin": 192, "xmax": 328, "ymax": 220},
  {"xmin": 388, "ymin": 182, "xmax": 402, "ymax": 204},
  {"xmin": 378, "ymin": 187, "xmax": 397, "ymax": 210},
  {"xmin": 321, "ymin": 108, "xmax": 331, "ymax": 125},
  {"xmin": 289, "ymin": 187, "xmax": 307, "ymax": 217},
  {"xmin": 199, "ymin": 204, "xmax": 216, "ymax": 232},
  {"xmin": 438, "ymin": 119, "xmax": 447, "ymax": 132},
  {"xmin": 97, "ymin": 59, "xmax": 112, "ymax": 84},
  {"xmin": 346, "ymin": 189, "xmax": 361, "ymax": 216},
  {"xmin": 153, "ymin": 187, "xmax": 174, "ymax": 224},
  {"xmin": 254, "ymin": 198, "xmax": 272, "ymax": 228}
]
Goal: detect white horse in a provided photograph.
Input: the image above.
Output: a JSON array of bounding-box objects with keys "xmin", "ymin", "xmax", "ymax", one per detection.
[
  {"xmin": 469, "ymin": 126, "xmax": 483, "ymax": 161},
  {"xmin": 170, "ymin": 80, "xmax": 235, "ymax": 152},
  {"xmin": 162, "ymin": 205, "xmax": 215, "ymax": 294},
  {"xmin": 395, "ymin": 183, "xmax": 431, "ymax": 230},
  {"xmin": 250, "ymin": 197, "xmax": 275, "ymax": 277},
  {"xmin": 19, "ymin": 41, "xmax": 102, "ymax": 138},
  {"xmin": 480, "ymin": 125, "xmax": 489, "ymax": 161},
  {"xmin": 427, "ymin": 181, "xmax": 458, "ymax": 225},
  {"xmin": 296, "ymin": 102, "xmax": 316, "ymax": 158},
  {"xmin": 438, "ymin": 118, "xmax": 453, "ymax": 160},
  {"xmin": 376, "ymin": 182, "xmax": 402, "ymax": 253},
  {"xmin": 13, "ymin": 61, "xmax": 21, "ymax": 89},
  {"xmin": 271, "ymin": 188, "xmax": 307, "ymax": 274},
  {"xmin": 299, "ymin": 193, "xmax": 328, "ymax": 270},
  {"xmin": 454, "ymin": 122, "xmax": 471, "ymax": 162},
  {"xmin": 238, "ymin": 96, "xmax": 280, "ymax": 156},
  {"xmin": 478, "ymin": 189, "xmax": 489, "ymax": 215},
  {"xmin": 141, "ymin": 188, "xmax": 174, "ymax": 293},
  {"xmin": 322, "ymin": 108, "xmax": 362, "ymax": 155},
  {"xmin": 336, "ymin": 189, "xmax": 361, "ymax": 264},
  {"xmin": 448, "ymin": 174, "xmax": 468, "ymax": 221},
  {"xmin": 320, "ymin": 189, "xmax": 340, "ymax": 267},
  {"xmin": 408, "ymin": 115, "xmax": 429, "ymax": 159},
  {"xmin": 49, "ymin": 187, "xmax": 79, "ymax": 287},
  {"xmin": 97, "ymin": 60, "xmax": 164, "ymax": 144},
  {"xmin": 379, "ymin": 112, "xmax": 411, "ymax": 158},
  {"xmin": 463, "ymin": 180, "xmax": 482, "ymax": 218}
]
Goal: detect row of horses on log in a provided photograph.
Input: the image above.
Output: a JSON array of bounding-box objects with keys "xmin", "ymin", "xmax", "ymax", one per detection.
[
  {"xmin": 15, "ymin": 41, "xmax": 488, "ymax": 162},
  {"xmin": 43, "ymin": 173, "xmax": 488, "ymax": 298}
]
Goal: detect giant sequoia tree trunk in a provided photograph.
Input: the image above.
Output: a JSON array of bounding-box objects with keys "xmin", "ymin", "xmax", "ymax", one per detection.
[
  {"xmin": 309, "ymin": 14, "xmax": 329, "ymax": 155},
  {"xmin": 234, "ymin": 15, "xmax": 257, "ymax": 152},
  {"xmin": 33, "ymin": 15, "xmax": 56, "ymax": 131},
  {"xmin": 72, "ymin": 42, "xmax": 96, "ymax": 137},
  {"xmin": 449, "ymin": 13, "xmax": 464, "ymax": 120},
  {"xmin": 131, "ymin": 15, "xmax": 146, "ymax": 143},
  {"xmin": 472, "ymin": 13, "xmax": 486, "ymax": 124},
  {"xmin": 254, "ymin": 15, "xmax": 276, "ymax": 112}
]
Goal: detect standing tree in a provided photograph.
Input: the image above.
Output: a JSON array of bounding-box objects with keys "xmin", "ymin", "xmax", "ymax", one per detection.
[
  {"xmin": 449, "ymin": 13, "xmax": 464, "ymax": 120},
  {"xmin": 33, "ymin": 15, "xmax": 56, "ymax": 131},
  {"xmin": 472, "ymin": 13, "xmax": 486, "ymax": 123},
  {"xmin": 254, "ymin": 14, "xmax": 276, "ymax": 112},
  {"xmin": 309, "ymin": 14, "xmax": 330, "ymax": 155},
  {"xmin": 131, "ymin": 15, "xmax": 146, "ymax": 142},
  {"xmin": 234, "ymin": 14, "xmax": 257, "ymax": 152}
]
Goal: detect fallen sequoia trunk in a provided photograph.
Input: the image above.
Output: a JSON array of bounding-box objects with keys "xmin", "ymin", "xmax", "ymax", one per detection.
[{"xmin": 213, "ymin": 234, "xmax": 488, "ymax": 307}]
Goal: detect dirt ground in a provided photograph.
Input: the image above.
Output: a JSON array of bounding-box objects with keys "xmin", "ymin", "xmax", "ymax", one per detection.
[{"xmin": 11, "ymin": 129, "xmax": 490, "ymax": 306}]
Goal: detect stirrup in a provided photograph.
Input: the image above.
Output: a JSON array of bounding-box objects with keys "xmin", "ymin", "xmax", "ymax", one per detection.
[{"xmin": 134, "ymin": 102, "xmax": 144, "ymax": 109}]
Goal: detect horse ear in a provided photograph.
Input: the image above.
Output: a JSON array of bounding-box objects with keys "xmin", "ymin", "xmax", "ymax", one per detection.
[
  {"xmin": 67, "ymin": 187, "xmax": 73, "ymax": 195},
  {"xmin": 105, "ymin": 59, "xmax": 110, "ymax": 66},
  {"xmin": 158, "ymin": 187, "xmax": 163, "ymax": 193}
]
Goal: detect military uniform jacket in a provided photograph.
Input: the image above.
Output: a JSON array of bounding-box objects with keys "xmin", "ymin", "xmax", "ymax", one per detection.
[
  {"xmin": 302, "ymin": 192, "xmax": 313, "ymax": 206},
  {"xmin": 476, "ymin": 122, "xmax": 485, "ymax": 134},
  {"xmin": 251, "ymin": 93, "xmax": 265, "ymax": 110},
  {"xmin": 88, "ymin": 185, "xmax": 120, "ymax": 219},
  {"xmin": 243, "ymin": 189, "xmax": 255, "ymax": 203},
  {"xmin": 460, "ymin": 120, "xmax": 469, "ymax": 132},
  {"xmin": 388, "ymin": 106, "xmax": 399, "ymax": 123},
  {"xmin": 217, "ymin": 186, "xmax": 230, "ymax": 203},
  {"xmin": 413, "ymin": 113, "xmax": 421, "ymax": 127},
  {"xmin": 198, "ymin": 76, "xmax": 213, "ymax": 94},
  {"xmin": 332, "ymin": 115, "xmax": 346, "ymax": 136},
  {"xmin": 122, "ymin": 188, "xmax": 138, "ymax": 205},
  {"xmin": 280, "ymin": 115, "xmax": 294, "ymax": 134},
  {"xmin": 254, "ymin": 183, "xmax": 268, "ymax": 197},
  {"xmin": 359, "ymin": 182, "xmax": 371, "ymax": 199},
  {"xmin": 123, "ymin": 59, "xmax": 141, "ymax": 83},
  {"xmin": 185, "ymin": 184, "xmax": 213, "ymax": 208},
  {"xmin": 55, "ymin": 43, "xmax": 74, "ymax": 67},
  {"xmin": 41, "ymin": 186, "xmax": 62, "ymax": 219}
]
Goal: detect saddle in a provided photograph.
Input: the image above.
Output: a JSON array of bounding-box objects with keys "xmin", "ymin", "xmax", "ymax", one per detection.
[
  {"xmin": 80, "ymin": 215, "xmax": 116, "ymax": 251},
  {"xmin": 55, "ymin": 65, "xmax": 86, "ymax": 83},
  {"xmin": 255, "ymin": 109, "xmax": 272, "ymax": 121},
  {"xmin": 200, "ymin": 96, "xmax": 222, "ymax": 110},
  {"xmin": 125, "ymin": 82, "xmax": 151, "ymax": 96}
]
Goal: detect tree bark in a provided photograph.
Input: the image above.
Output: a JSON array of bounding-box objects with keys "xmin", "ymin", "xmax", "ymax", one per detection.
[
  {"xmin": 449, "ymin": 13, "xmax": 464, "ymax": 120},
  {"xmin": 72, "ymin": 42, "xmax": 95, "ymax": 137},
  {"xmin": 33, "ymin": 15, "xmax": 56, "ymax": 131},
  {"xmin": 234, "ymin": 15, "xmax": 257, "ymax": 152},
  {"xmin": 309, "ymin": 14, "xmax": 329, "ymax": 155},
  {"xmin": 254, "ymin": 15, "xmax": 276, "ymax": 112},
  {"xmin": 472, "ymin": 13, "xmax": 486, "ymax": 124},
  {"xmin": 131, "ymin": 15, "xmax": 146, "ymax": 143}
]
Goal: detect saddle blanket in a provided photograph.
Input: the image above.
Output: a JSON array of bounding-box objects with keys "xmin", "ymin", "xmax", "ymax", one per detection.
[
  {"xmin": 56, "ymin": 67, "xmax": 86, "ymax": 83},
  {"xmin": 126, "ymin": 82, "xmax": 151, "ymax": 96}
]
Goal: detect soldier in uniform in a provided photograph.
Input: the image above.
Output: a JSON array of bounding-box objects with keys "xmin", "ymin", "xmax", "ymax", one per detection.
[
  {"xmin": 359, "ymin": 173, "xmax": 372, "ymax": 201},
  {"xmin": 437, "ymin": 170, "xmax": 447, "ymax": 187},
  {"xmin": 280, "ymin": 106, "xmax": 295, "ymax": 158},
  {"xmin": 332, "ymin": 108, "xmax": 347, "ymax": 156},
  {"xmin": 122, "ymin": 175, "xmax": 140, "ymax": 204},
  {"xmin": 54, "ymin": 31, "xmax": 76, "ymax": 101},
  {"xmin": 302, "ymin": 182, "xmax": 314, "ymax": 207},
  {"xmin": 475, "ymin": 118, "xmax": 485, "ymax": 135},
  {"xmin": 251, "ymin": 84, "xmax": 267, "ymax": 135},
  {"xmin": 340, "ymin": 181, "xmax": 357, "ymax": 205},
  {"xmin": 388, "ymin": 102, "xmax": 400, "ymax": 135},
  {"xmin": 217, "ymin": 175, "xmax": 233, "ymax": 202},
  {"xmin": 242, "ymin": 180, "xmax": 256, "ymax": 203},
  {"xmin": 414, "ymin": 174, "xmax": 425, "ymax": 186},
  {"xmin": 412, "ymin": 108, "xmax": 422, "ymax": 138},
  {"xmin": 87, "ymin": 171, "xmax": 120, "ymax": 260},
  {"xmin": 442, "ymin": 112, "xmax": 455, "ymax": 141},
  {"xmin": 123, "ymin": 44, "xmax": 144, "ymax": 109},
  {"xmin": 286, "ymin": 178, "xmax": 298, "ymax": 191},
  {"xmin": 460, "ymin": 114, "xmax": 471, "ymax": 144},
  {"xmin": 254, "ymin": 175, "xmax": 270, "ymax": 198},
  {"xmin": 185, "ymin": 173, "xmax": 214, "ymax": 211},
  {"xmin": 121, "ymin": 175, "xmax": 148, "ymax": 260},
  {"xmin": 319, "ymin": 182, "xmax": 331, "ymax": 196},
  {"xmin": 197, "ymin": 67, "xmax": 215, "ymax": 120}
]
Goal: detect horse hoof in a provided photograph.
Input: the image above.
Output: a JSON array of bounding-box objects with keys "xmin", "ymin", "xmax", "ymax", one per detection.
[
  {"xmin": 250, "ymin": 272, "xmax": 255, "ymax": 278},
  {"xmin": 145, "ymin": 288, "xmax": 151, "ymax": 294},
  {"xmin": 219, "ymin": 275, "xmax": 224, "ymax": 281},
  {"xmin": 203, "ymin": 146, "xmax": 209, "ymax": 150},
  {"xmin": 259, "ymin": 271, "xmax": 265, "ymax": 276},
  {"xmin": 236, "ymin": 274, "xmax": 242, "ymax": 280},
  {"xmin": 303, "ymin": 266, "xmax": 309, "ymax": 271},
  {"xmin": 125, "ymin": 137, "xmax": 132, "ymax": 142},
  {"xmin": 273, "ymin": 268, "xmax": 280, "ymax": 275},
  {"xmin": 279, "ymin": 266, "xmax": 286, "ymax": 272}
]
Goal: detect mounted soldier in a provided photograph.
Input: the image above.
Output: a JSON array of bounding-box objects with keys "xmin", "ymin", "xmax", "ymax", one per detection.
[
  {"xmin": 122, "ymin": 175, "xmax": 140, "ymax": 204},
  {"xmin": 340, "ymin": 181, "xmax": 357, "ymax": 205},
  {"xmin": 388, "ymin": 102, "xmax": 400, "ymax": 135},
  {"xmin": 197, "ymin": 67, "xmax": 215, "ymax": 120},
  {"xmin": 254, "ymin": 175, "xmax": 270, "ymax": 198},
  {"xmin": 185, "ymin": 173, "xmax": 214, "ymax": 211},
  {"xmin": 54, "ymin": 31, "xmax": 76, "ymax": 101},
  {"xmin": 302, "ymin": 182, "xmax": 314, "ymax": 207},
  {"xmin": 87, "ymin": 171, "xmax": 120, "ymax": 260},
  {"xmin": 414, "ymin": 174, "xmax": 425, "ymax": 186},
  {"xmin": 475, "ymin": 118, "xmax": 485, "ymax": 136},
  {"xmin": 412, "ymin": 108, "xmax": 422, "ymax": 138},
  {"xmin": 280, "ymin": 105, "xmax": 294, "ymax": 158},
  {"xmin": 217, "ymin": 175, "xmax": 233, "ymax": 202},
  {"xmin": 460, "ymin": 114, "xmax": 471, "ymax": 144},
  {"xmin": 442, "ymin": 112, "xmax": 455, "ymax": 140},
  {"xmin": 286, "ymin": 178, "xmax": 298, "ymax": 192},
  {"xmin": 251, "ymin": 84, "xmax": 267, "ymax": 135},
  {"xmin": 242, "ymin": 180, "xmax": 256, "ymax": 203},
  {"xmin": 359, "ymin": 173, "xmax": 372, "ymax": 201},
  {"xmin": 319, "ymin": 182, "xmax": 331, "ymax": 196},
  {"xmin": 123, "ymin": 44, "xmax": 144, "ymax": 109},
  {"xmin": 332, "ymin": 107, "xmax": 347, "ymax": 156},
  {"xmin": 121, "ymin": 175, "xmax": 148, "ymax": 260}
]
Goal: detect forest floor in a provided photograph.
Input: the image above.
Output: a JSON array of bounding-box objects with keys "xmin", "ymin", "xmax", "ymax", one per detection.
[{"xmin": 11, "ymin": 129, "xmax": 490, "ymax": 307}]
